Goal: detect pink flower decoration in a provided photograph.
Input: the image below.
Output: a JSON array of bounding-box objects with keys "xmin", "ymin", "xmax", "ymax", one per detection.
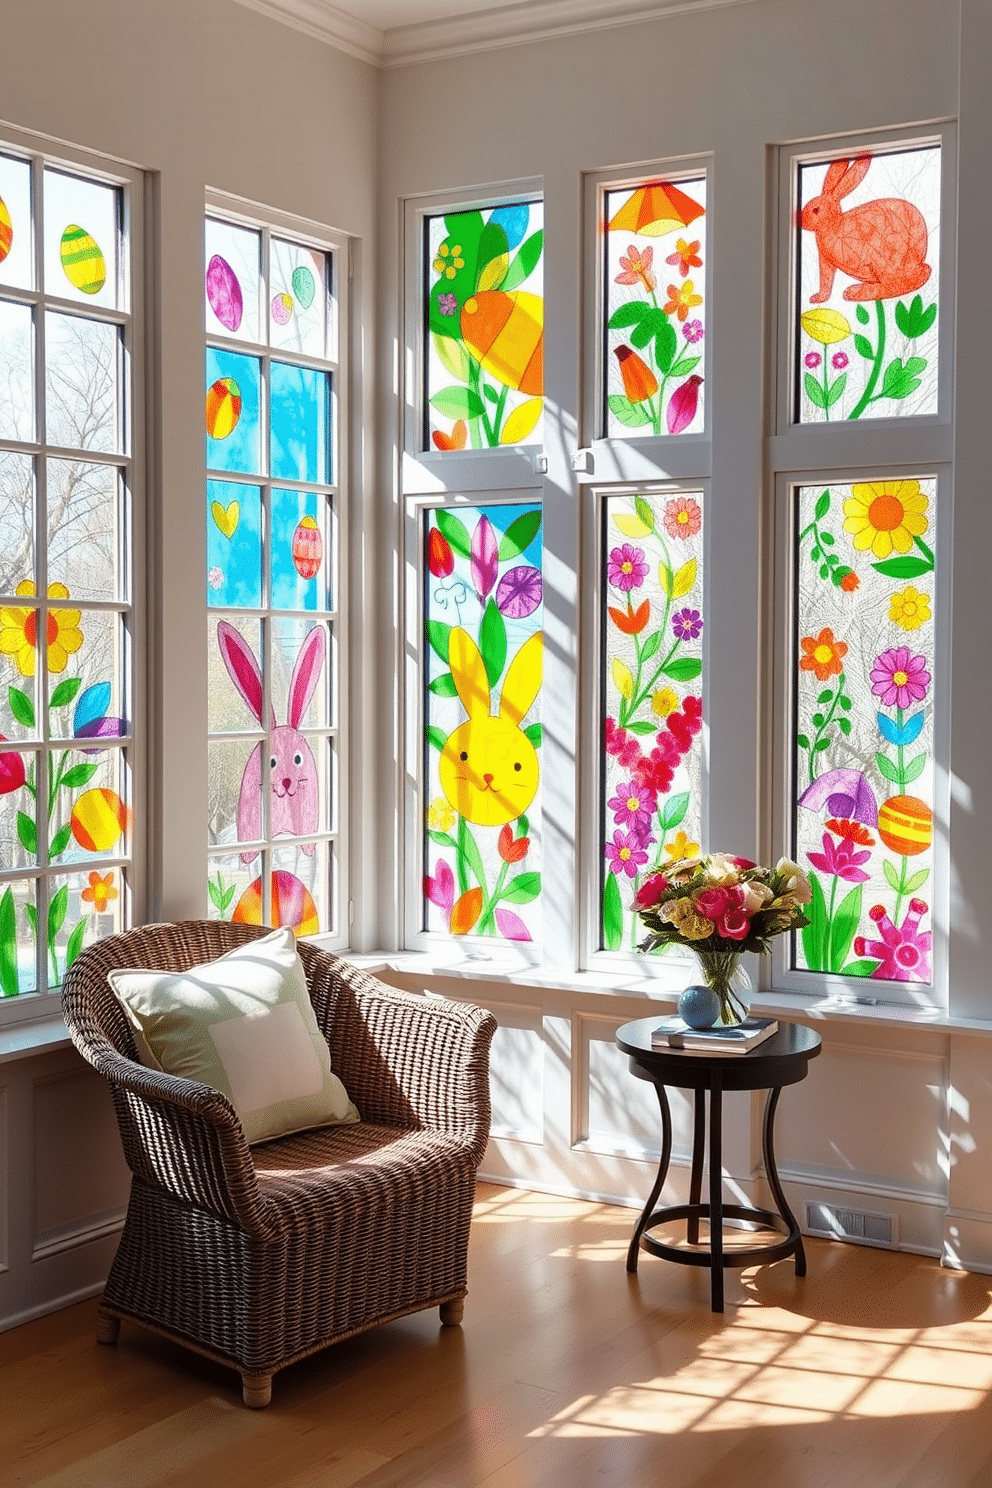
[
  {"xmin": 667, "ymin": 374, "xmax": 702, "ymax": 435},
  {"xmin": 0, "ymin": 739, "xmax": 25, "ymax": 795},
  {"xmin": 604, "ymin": 830, "xmax": 652, "ymax": 878},
  {"xmin": 805, "ymin": 351, "xmax": 822, "ymax": 368},
  {"xmin": 424, "ymin": 859, "xmax": 455, "ymax": 915},
  {"xmin": 495, "ymin": 907, "xmax": 532, "ymax": 942},
  {"xmin": 806, "ymin": 831, "xmax": 871, "ymax": 883},
  {"xmin": 870, "ymin": 647, "xmax": 931, "ymax": 710},
  {"xmin": 471, "ymin": 515, "xmax": 499, "ymax": 602},
  {"xmin": 855, "ymin": 899, "xmax": 932, "ymax": 982},
  {"xmin": 607, "ymin": 544, "xmax": 649, "ymax": 592},
  {"xmin": 607, "ymin": 778, "xmax": 656, "ymax": 832}
]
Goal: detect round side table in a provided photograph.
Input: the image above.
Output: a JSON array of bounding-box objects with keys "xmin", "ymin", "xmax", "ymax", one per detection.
[{"xmin": 615, "ymin": 1017, "xmax": 822, "ymax": 1312}]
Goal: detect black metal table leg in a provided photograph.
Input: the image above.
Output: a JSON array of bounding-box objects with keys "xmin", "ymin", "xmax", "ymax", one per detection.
[
  {"xmin": 686, "ymin": 1087, "xmax": 706, "ymax": 1245},
  {"xmin": 708, "ymin": 1078, "xmax": 724, "ymax": 1311},
  {"xmin": 626, "ymin": 1079, "xmax": 673, "ymax": 1272},
  {"xmin": 763, "ymin": 1084, "xmax": 807, "ymax": 1276}
]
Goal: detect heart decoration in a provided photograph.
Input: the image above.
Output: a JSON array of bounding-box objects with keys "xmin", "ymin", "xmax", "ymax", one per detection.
[{"xmin": 211, "ymin": 500, "xmax": 240, "ymax": 539}]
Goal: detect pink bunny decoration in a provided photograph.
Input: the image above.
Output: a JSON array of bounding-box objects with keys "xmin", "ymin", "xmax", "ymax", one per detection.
[
  {"xmin": 801, "ymin": 155, "xmax": 931, "ymax": 304},
  {"xmin": 217, "ymin": 620, "xmax": 325, "ymax": 864}
]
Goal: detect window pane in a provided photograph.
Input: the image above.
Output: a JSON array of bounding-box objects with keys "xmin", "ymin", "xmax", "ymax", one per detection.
[
  {"xmin": 44, "ymin": 170, "xmax": 121, "ymax": 311},
  {"xmin": 47, "ymin": 608, "xmax": 125, "ymax": 739},
  {"xmin": 604, "ymin": 176, "xmax": 707, "ymax": 439},
  {"xmin": 50, "ymin": 867, "xmax": 124, "ymax": 980},
  {"xmin": 423, "ymin": 502, "xmax": 543, "ymax": 942},
  {"xmin": 600, "ymin": 491, "xmax": 705, "ymax": 953},
  {"xmin": 0, "ymin": 745, "xmax": 36, "ymax": 868},
  {"xmin": 792, "ymin": 479, "xmax": 935, "ymax": 985},
  {"xmin": 795, "ymin": 145, "xmax": 940, "ymax": 423},
  {"xmin": 47, "ymin": 459, "xmax": 120, "ymax": 601},
  {"xmin": 207, "ymin": 480, "xmax": 262, "ymax": 609},
  {"xmin": 0, "ymin": 152, "xmax": 33, "ymax": 291},
  {"xmin": 51, "ymin": 747, "xmax": 129, "ymax": 866},
  {"xmin": 46, "ymin": 312, "xmax": 121, "ymax": 453},
  {"xmin": 0, "ymin": 877, "xmax": 37, "ymax": 995},
  {"xmin": 272, "ymin": 846, "xmax": 326, "ymax": 934},
  {"xmin": 208, "ymin": 737, "xmax": 259, "ymax": 850},
  {"xmin": 0, "ymin": 298, "xmax": 34, "ymax": 441},
  {"xmin": 0, "ymin": 452, "xmax": 35, "ymax": 598},
  {"xmin": 210, "ymin": 614, "xmax": 263, "ymax": 733},
  {"xmin": 205, "ymin": 346, "xmax": 261, "ymax": 475},
  {"xmin": 425, "ymin": 200, "xmax": 544, "ymax": 452},
  {"xmin": 270, "ymin": 362, "xmax": 328, "ymax": 484},
  {"xmin": 206, "ymin": 852, "xmax": 255, "ymax": 923},
  {"xmin": 270, "ymin": 489, "xmax": 327, "ymax": 612},
  {"xmin": 271, "ymin": 617, "xmax": 328, "ymax": 732},
  {"xmin": 270, "ymin": 239, "xmax": 326, "ymax": 358},
  {"xmin": 205, "ymin": 218, "xmax": 261, "ymax": 345}
]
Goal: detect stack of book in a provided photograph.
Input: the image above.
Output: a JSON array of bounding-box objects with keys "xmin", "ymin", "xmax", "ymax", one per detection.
[{"xmin": 650, "ymin": 1015, "xmax": 778, "ymax": 1054}]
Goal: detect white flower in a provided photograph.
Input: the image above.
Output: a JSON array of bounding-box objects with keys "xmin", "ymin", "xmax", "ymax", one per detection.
[
  {"xmin": 208, "ymin": 567, "xmax": 224, "ymax": 591},
  {"xmin": 774, "ymin": 857, "xmax": 812, "ymax": 905}
]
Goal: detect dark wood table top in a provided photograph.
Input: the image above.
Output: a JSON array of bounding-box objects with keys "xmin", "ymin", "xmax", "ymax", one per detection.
[{"xmin": 616, "ymin": 1016, "xmax": 822, "ymax": 1092}]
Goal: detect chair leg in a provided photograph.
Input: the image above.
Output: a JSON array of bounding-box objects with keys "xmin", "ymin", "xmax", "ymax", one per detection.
[
  {"xmin": 95, "ymin": 1309, "xmax": 120, "ymax": 1345},
  {"xmin": 439, "ymin": 1297, "xmax": 464, "ymax": 1326},
  {"xmin": 242, "ymin": 1372, "xmax": 273, "ymax": 1409}
]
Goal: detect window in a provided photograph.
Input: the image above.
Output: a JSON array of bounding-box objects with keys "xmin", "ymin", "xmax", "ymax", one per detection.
[
  {"xmin": 0, "ymin": 136, "xmax": 143, "ymax": 1012},
  {"xmin": 203, "ymin": 204, "xmax": 346, "ymax": 942}
]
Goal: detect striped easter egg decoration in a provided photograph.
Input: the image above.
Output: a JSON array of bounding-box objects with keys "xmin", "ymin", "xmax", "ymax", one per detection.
[
  {"xmin": 877, "ymin": 795, "xmax": 933, "ymax": 857},
  {"xmin": 0, "ymin": 194, "xmax": 12, "ymax": 264},
  {"xmin": 60, "ymin": 224, "xmax": 106, "ymax": 295}
]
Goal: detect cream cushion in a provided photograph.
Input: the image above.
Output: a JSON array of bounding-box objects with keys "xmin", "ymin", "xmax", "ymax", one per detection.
[{"xmin": 108, "ymin": 927, "xmax": 359, "ymax": 1144}]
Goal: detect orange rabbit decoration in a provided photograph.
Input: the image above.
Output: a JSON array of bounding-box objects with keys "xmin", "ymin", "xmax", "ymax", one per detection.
[{"xmin": 801, "ymin": 155, "xmax": 931, "ymax": 304}]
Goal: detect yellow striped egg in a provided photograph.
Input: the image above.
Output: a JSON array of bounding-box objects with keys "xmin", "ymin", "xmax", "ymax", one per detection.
[
  {"xmin": 60, "ymin": 224, "xmax": 106, "ymax": 295},
  {"xmin": 70, "ymin": 787, "xmax": 128, "ymax": 853},
  {"xmin": 205, "ymin": 377, "xmax": 242, "ymax": 440},
  {"xmin": 877, "ymin": 794, "xmax": 932, "ymax": 857},
  {"xmin": 0, "ymin": 194, "xmax": 12, "ymax": 264}
]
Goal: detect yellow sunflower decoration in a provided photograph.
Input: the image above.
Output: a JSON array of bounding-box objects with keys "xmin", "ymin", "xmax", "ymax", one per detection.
[
  {"xmin": 842, "ymin": 481, "xmax": 929, "ymax": 560},
  {"xmin": 0, "ymin": 581, "xmax": 84, "ymax": 677}
]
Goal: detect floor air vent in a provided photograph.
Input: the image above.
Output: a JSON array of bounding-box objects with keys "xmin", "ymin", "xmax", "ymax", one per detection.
[{"xmin": 804, "ymin": 1201, "xmax": 897, "ymax": 1249}]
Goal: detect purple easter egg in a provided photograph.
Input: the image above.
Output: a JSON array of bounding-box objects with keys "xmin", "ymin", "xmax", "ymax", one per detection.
[
  {"xmin": 271, "ymin": 292, "xmax": 293, "ymax": 325},
  {"xmin": 206, "ymin": 254, "xmax": 243, "ymax": 333}
]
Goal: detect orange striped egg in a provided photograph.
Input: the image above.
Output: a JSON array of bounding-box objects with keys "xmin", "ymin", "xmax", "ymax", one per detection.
[
  {"xmin": 292, "ymin": 515, "xmax": 322, "ymax": 580},
  {"xmin": 877, "ymin": 794, "xmax": 932, "ymax": 857},
  {"xmin": 70, "ymin": 787, "xmax": 128, "ymax": 853},
  {"xmin": 232, "ymin": 871, "xmax": 319, "ymax": 935},
  {"xmin": 0, "ymin": 195, "xmax": 12, "ymax": 264},
  {"xmin": 60, "ymin": 224, "xmax": 106, "ymax": 295},
  {"xmin": 460, "ymin": 290, "xmax": 543, "ymax": 395},
  {"xmin": 205, "ymin": 377, "xmax": 242, "ymax": 440}
]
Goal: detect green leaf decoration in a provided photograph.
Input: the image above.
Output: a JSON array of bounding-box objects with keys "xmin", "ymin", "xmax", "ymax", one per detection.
[
  {"xmin": 59, "ymin": 762, "xmax": 100, "ymax": 790},
  {"xmin": 872, "ymin": 555, "xmax": 933, "ymax": 580},
  {"xmin": 476, "ymin": 219, "xmax": 510, "ymax": 282},
  {"xmin": 837, "ymin": 717, "xmax": 852, "ymax": 736},
  {"xmin": 658, "ymin": 791, "xmax": 690, "ymax": 831},
  {"xmin": 48, "ymin": 883, "xmax": 68, "ymax": 942},
  {"xmin": 796, "ymin": 733, "xmax": 810, "ymax": 750},
  {"xmin": 825, "ymin": 373, "xmax": 847, "ymax": 407},
  {"xmin": 894, "ymin": 296, "xmax": 937, "ymax": 339},
  {"xmin": 483, "ymin": 384, "xmax": 501, "ymax": 405},
  {"xmin": 829, "ymin": 884, "xmax": 862, "ymax": 973},
  {"xmin": 820, "ymin": 531, "xmax": 835, "ymax": 547},
  {"xmin": 0, "ymin": 887, "xmax": 18, "ymax": 997},
  {"xmin": 816, "ymin": 689, "xmax": 832, "ymax": 705},
  {"xmin": 603, "ymin": 869, "xmax": 623, "ymax": 951},
  {"xmin": 608, "ymin": 394, "xmax": 651, "ymax": 428},
  {"xmin": 810, "ymin": 545, "xmax": 821, "ymax": 561},
  {"xmin": 501, "ymin": 230, "xmax": 544, "ymax": 294},
  {"xmin": 429, "ymin": 385, "xmax": 485, "ymax": 421},
  {"xmin": 24, "ymin": 902, "xmax": 37, "ymax": 935},
  {"xmin": 634, "ymin": 495, "xmax": 656, "ymax": 534},
  {"xmin": 427, "ymin": 725, "xmax": 447, "ymax": 753},
  {"xmin": 207, "ymin": 877, "xmax": 225, "ymax": 913},
  {"xmin": 427, "ymin": 619, "xmax": 452, "ymax": 663},
  {"xmin": 524, "ymin": 723, "xmax": 542, "ymax": 747},
  {"xmin": 16, "ymin": 812, "xmax": 36, "ymax": 854},
  {"xmin": 904, "ymin": 867, "xmax": 930, "ymax": 893},
  {"xmin": 914, "ymin": 533, "xmax": 936, "ymax": 566},
  {"xmin": 805, "ymin": 372, "xmax": 827, "ymax": 409},
  {"xmin": 812, "ymin": 712, "xmax": 825, "ymax": 729},
  {"xmin": 883, "ymin": 858, "xmax": 903, "ymax": 893},
  {"xmin": 880, "ymin": 355, "xmax": 927, "ymax": 401},
  {"xmin": 814, "ymin": 490, "xmax": 831, "ymax": 522},
  {"xmin": 814, "ymin": 737, "xmax": 831, "ymax": 753},
  {"xmin": 875, "ymin": 752, "xmax": 901, "ymax": 784},
  {"xmin": 853, "ymin": 333, "xmax": 875, "ymax": 360},
  {"xmin": 802, "ymin": 872, "xmax": 829, "ymax": 970},
  {"xmin": 607, "ymin": 301, "xmax": 652, "ymax": 329},
  {"xmin": 433, "ymin": 332, "xmax": 471, "ymax": 383},
  {"xmin": 903, "ymin": 752, "xmax": 927, "ymax": 783},
  {"xmin": 428, "ymin": 211, "xmax": 484, "ymax": 336},
  {"xmin": 427, "ymin": 829, "xmax": 457, "ymax": 849},
  {"xmin": 640, "ymin": 630, "xmax": 662, "ymax": 664},
  {"xmin": 499, "ymin": 509, "xmax": 542, "ymax": 560},
  {"xmin": 654, "ymin": 319, "xmax": 678, "ymax": 375},
  {"xmin": 668, "ymin": 354, "xmax": 701, "ymax": 378},
  {"xmin": 428, "ymin": 673, "xmax": 459, "ymax": 697},
  {"xmin": 49, "ymin": 676, "xmax": 83, "ymax": 709},
  {"xmin": 630, "ymin": 319, "xmax": 654, "ymax": 351},
  {"xmin": 841, "ymin": 958, "xmax": 879, "ymax": 977},
  {"xmin": 479, "ymin": 597, "xmax": 507, "ymax": 690},
  {"xmin": 502, "ymin": 872, "xmax": 541, "ymax": 905},
  {"xmin": 435, "ymin": 510, "xmax": 472, "ymax": 558},
  {"xmin": 855, "ymin": 304, "xmax": 870, "ymax": 325},
  {"xmin": 627, "ymin": 720, "xmax": 657, "ymax": 735},
  {"xmin": 663, "ymin": 657, "xmax": 702, "ymax": 682},
  {"xmin": 64, "ymin": 918, "xmax": 87, "ymax": 973},
  {"xmin": 839, "ymin": 694, "xmax": 853, "ymax": 711},
  {"xmin": 457, "ymin": 813, "xmax": 486, "ymax": 890},
  {"xmin": 8, "ymin": 685, "xmax": 34, "ymax": 728}
]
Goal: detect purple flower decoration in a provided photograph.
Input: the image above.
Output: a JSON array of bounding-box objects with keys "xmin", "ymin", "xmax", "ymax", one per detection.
[
  {"xmin": 683, "ymin": 319, "xmax": 704, "ymax": 344},
  {"xmin": 604, "ymin": 829, "xmax": 652, "ymax": 878},
  {"xmin": 495, "ymin": 907, "xmax": 532, "ymax": 942},
  {"xmin": 470, "ymin": 515, "xmax": 499, "ymax": 602},
  {"xmin": 607, "ymin": 778, "xmax": 656, "ymax": 833},
  {"xmin": 437, "ymin": 293, "xmax": 458, "ymax": 316},
  {"xmin": 496, "ymin": 565, "xmax": 542, "ymax": 619},
  {"xmin": 832, "ymin": 351, "xmax": 849, "ymax": 369},
  {"xmin": 805, "ymin": 351, "xmax": 822, "ymax": 369},
  {"xmin": 855, "ymin": 899, "xmax": 932, "ymax": 982},
  {"xmin": 607, "ymin": 544, "xmax": 649, "ymax": 593},
  {"xmin": 797, "ymin": 768, "xmax": 878, "ymax": 826},
  {"xmin": 870, "ymin": 647, "xmax": 931, "ymax": 709},
  {"xmin": 806, "ymin": 831, "xmax": 871, "ymax": 883},
  {"xmin": 672, "ymin": 607, "xmax": 703, "ymax": 641}
]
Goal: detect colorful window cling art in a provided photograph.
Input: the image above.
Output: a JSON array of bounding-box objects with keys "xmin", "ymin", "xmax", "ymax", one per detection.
[
  {"xmin": 601, "ymin": 492, "xmax": 705, "ymax": 952},
  {"xmin": 424, "ymin": 504, "xmax": 543, "ymax": 941},
  {"xmin": 604, "ymin": 177, "xmax": 707, "ymax": 438},
  {"xmin": 425, "ymin": 201, "xmax": 544, "ymax": 451},
  {"xmin": 796, "ymin": 145, "xmax": 940, "ymax": 421},
  {"xmin": 793, "ymin": 479, "xmax": 935, "ymax": 984}
]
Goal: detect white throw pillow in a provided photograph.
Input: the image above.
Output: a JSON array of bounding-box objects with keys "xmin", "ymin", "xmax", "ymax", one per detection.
[{"xmin": 108, "ymin": 927, "xmax": 359, "ymax": 1144}]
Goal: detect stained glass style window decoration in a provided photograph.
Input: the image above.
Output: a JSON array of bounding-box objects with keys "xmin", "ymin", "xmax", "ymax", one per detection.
[
  {"xmin": 604, "ymin": 177, "xmax": 707, "ymax": 439},
  {"xmin": 424, "ymin": 503, "xmax": 543, "ymax": 941},
  {"xmin": 600, "ymin": 491, "xmax": 704, "ymax": 952},
  {"xmin": 0, "ymin": 149, "xmax": 134, "ymax": 998},
  {"xmin": 425, "ymin": 200, "xmax": 544, "ymax": 451},
  {"xmin": 792, "ymin": 479, "xmax": 935, "ymax": 984},
  {"xmin": 205, "ymin": 213, "xmax": 339, "ymax": 940},
  {"xmin": 795, "ymin": 144, "xmax": 940, "ymax": 422}
]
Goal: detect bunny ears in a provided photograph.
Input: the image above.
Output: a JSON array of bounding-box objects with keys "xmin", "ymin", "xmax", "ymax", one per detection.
[
  {"xmin": 448, "ymin": 626, "xmax": 542, "ymax": 725},
  {"xmin": 217, "ymin": 620, "xmax": 325, "ymax": 728}
]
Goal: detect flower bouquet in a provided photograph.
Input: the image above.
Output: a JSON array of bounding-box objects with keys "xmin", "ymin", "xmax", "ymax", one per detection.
[{"xmin": 634, "ymin": 852, "xmax": 813, "ymax": 1025}]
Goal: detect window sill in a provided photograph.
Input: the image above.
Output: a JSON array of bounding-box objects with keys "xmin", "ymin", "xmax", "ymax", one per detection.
[{"xmin": 0, "ymin": 1016, "xmax": 73, "ymax": 1065}]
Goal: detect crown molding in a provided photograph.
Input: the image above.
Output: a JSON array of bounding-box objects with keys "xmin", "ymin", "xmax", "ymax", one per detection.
[{"xmin": 233, "ymin": 0, "xmax": 755, "ymax": 68}]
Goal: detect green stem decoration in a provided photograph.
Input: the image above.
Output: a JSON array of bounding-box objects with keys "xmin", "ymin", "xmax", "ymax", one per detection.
[
  {"xmin": 848, "ymin": 300, "xmax": 886, "ymax": 420},
  {"xmin": 805, "ymin": 678, "xmax": 844, "ymax": 785}
]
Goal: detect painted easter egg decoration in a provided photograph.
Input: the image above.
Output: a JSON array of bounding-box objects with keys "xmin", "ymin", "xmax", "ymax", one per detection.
[
  {"xmin": 488, "ymin": 202, "xmax": 529, "ymax": 250},
  {"xmin": 232, "ymin": 871, "xmax": 319, "ymax": 936},
  {"xmin": 60, "ymin": 224, "xmax": 106, "ymax": 295},
  {"xmin": 877, "ymin": 795, "xmax": 933, "ymax": 857},
  {"xmin": 271, "ymin": 292, "xmax": 293, "ymax": 325},
  {"xmin": 291, "ymin": 265, "xmax": 316, "ymax": 309},
  {"xmin": 70, "ymin": 787, "xmax": 128, "ymax": 852},
  {"xmin": 291, "ymin": 515, "xmax": 322, "ymax": 579},
  {"xmin": 0, "ymin": 194, "xmax": 12, "ymax": 264},
  {"xmin": 205, "ymin": 254, "xmax": 243, "ymax": 333},
  {"xmin": 460, "ymin": 290, "xmax": 543, "ymax": 395},
  {"xmin": 205, "ymin": 377, "xmax": 242, "ymax": 440}
]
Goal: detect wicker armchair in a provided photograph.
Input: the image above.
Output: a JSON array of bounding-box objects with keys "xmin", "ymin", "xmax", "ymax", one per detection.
[{"xmin": 61, "ymin": 920, "xmax": 496, "ymax": 1407}]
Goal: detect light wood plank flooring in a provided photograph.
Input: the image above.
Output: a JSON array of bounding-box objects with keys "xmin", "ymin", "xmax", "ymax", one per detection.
[{"xmin": 4, "ymin": 1182, "xmax": 992, "ymax": 1487}]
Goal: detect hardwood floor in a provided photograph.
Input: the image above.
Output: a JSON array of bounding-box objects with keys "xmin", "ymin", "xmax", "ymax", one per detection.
[{"xmin": 5, "ymin": 1182, "xmax": 992, "ymax": 1487}]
